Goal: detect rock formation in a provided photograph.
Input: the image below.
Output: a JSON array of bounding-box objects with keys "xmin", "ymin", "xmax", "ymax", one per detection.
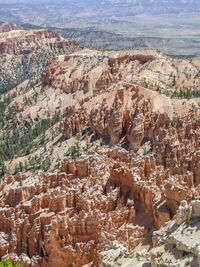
[
  {"xmin": 99, "ymin": 200, "xmax": 200, "ymax": 266},
  {"xmin": 0, "ymin": 27, "xmax": 80, "ymax": 55},
  {"xmin": 0, "ymin": 26, "xmax": 82, "ymax": 91},
  {"xmin": 0, "ymin": 151, "xmax": 153, "ymax": 266},
  {"xmin": 0, "ymin": 29, "xmax": 199, "ymax": 267},
  {"xmin": 150, "ymin": 200, "xmax": 200, "ymax": 267},
  {"xmin": 0, "ymin": 136, "xmax": 200, "ymax": 266},
  {"xmin": 0, "ymin": 22, "xmax": 23, "ymax": 33},
  {"xmin": 41, "ymin": 49, "xmax": 200, "ymax": 100}
]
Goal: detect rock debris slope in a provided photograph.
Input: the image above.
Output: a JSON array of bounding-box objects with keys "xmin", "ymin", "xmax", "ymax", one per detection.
[{"xmin": 0, "ymin": 25, "xmax": 199, "ymax": 267}]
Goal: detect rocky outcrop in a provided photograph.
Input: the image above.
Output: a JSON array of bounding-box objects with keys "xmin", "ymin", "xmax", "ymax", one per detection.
[
  {"xmin": 3, "ymin": 134, "xmax": 196, "ymax": 265},
  {"xmin": 98, "ymin": 201, "xmax": 200, "ymax": 267},
  {"xmin": 90, "ymin": 93, "xmax": 124, "ymax": 145},
  {"xmin": 0, "ymin": 22, "xmax": 23, "ymax": 33},
  {"xmin": 98, "ymin": 242, "xmax": 150, "ymax": 267},
  {"xmin": 150, "ymin": 200, "xmax": 200, "ymax": 267},
  {"xmin": 0, "ymin": 96, "xmax": 199, "ymax": 266},
  {"xmin": 41, "ymin": 48, "xmax": 200, "ymax": 105},
  {"xmin": 61, "ymin": 79, "xmax": 199, "ymax": 216},
  {"xmin": 45, "ymin": 51, "xmax": 199, "ymax": 211},
  {"xmin": 62, "ymin": 106, "xmax": 89, "ymax": 138},
  {"xmin": 41, "ymin": 50, "xmax": 155, "ymax": 92},
  {"xmin": 0, "ymin": 27, "xmax": 82, "ymax": 91},
  {"xmin": 0, "ymin": 143, "xmax": 180, "ymax": 266},
  {"xmin": 0, "ymin": 29, "xmax": 80, "ymax": 55}
]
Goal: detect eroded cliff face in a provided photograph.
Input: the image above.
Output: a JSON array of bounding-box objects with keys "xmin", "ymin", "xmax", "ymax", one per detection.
[
  {"xmin": 41, "ymin": 50, "xmax": 156, "ymax": 93},
  {"xmin": 0, "ymin": 22, "xmax": 23, "ymax": 33},
  {"xmin": 41, "ymin": 49, "xmax": 200, "ymax": 101},
  {"xmin": 150, "ymin": 200, "xmax": 200, "ymax": 267},
  {"xmin": 0, "ymin": 25, "xmax": 82, "ymax": 92},
  {"xmin": 0, "ymin": 136, "xmax": 199, "ymax": 266},
  {"xmin": 0, "ymin": 28, "xmax": 80, "ymax": 55}
]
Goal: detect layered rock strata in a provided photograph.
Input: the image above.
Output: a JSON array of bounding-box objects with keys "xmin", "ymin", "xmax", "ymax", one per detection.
[
  {"xmin": 0, "ymin": 28, "xmax": 80, "ymax": 55},
  {"xmin": 0, "ymin": 26, "xmax": 82, "ymax": 90}
]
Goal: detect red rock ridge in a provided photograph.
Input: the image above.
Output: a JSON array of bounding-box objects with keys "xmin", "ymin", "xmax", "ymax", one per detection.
[
  {"xmin": 0, "ymin": 22, "xmax": 23, "ymax": 33},
  {"xmin": 0, "ymin": 29, "xmax": 81, "ymax": 55},
  {"xmin": 41, "ymin": 51, "xmax": 155, "ymax": 92}
]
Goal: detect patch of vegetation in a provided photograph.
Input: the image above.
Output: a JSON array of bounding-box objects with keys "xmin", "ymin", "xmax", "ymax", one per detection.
[
  {"xmin": 64, "ymin": 129, "xmax": 91, "ymax": 160},
  {"xmin": 143, "ymin": 147, "xmax": 152, "ymax": 156},
  {"xmin": 0, "ymin": 43, "xmax": 75, "ymax": 94},
  {"xmin": 65, "ymin": 144, "xmax": 81, "ymax": 160},
  {"xmin": 150, "ymin": 138, "xmax": 155, "ymax": 152},
  {"xmin": 0, "ymin": 259, "xmax": 23, "ymax": 267},
  {"xmin": 0, "ymin": 111, "xmax": 61, "ymax": 176},
  {"xmin": 171, "ymin": 89, "xmax": 200, "ymax": 99},
  {"xmin": 69, "ymin": 67, "xmax": 77, "ymax": 78},
  {"xmin": 40, "ymin": 244, "xmax": 47, "ymax": 257},
  {"xmin": 75, "ymin": 133, "xmax": 81, "ymax": 142},
  {"xmin": 186, "ymin": 214, "xmax": 191, "ymax": 227},
  {"xmin": 171, "ymin": 75, "xmax": 176, "ymax": 86},
  {"xmin": 131, "ymin": 78, "xmax": 200, "ymax": 100},
  {"xmin": 149, "ymin": 101, "xmax": 153, "ymax": 112},
  {"xmin": 170, "ymin": 120, "xmax": 175, "ymax": 128},
  {"xmin": 41, "ymin": 157, "xmax": 51, "ymax": 172},
  {"xmin": 177, "ymin": 119, "xmax": 183, "ymax": 128},
  {"xmin": 0, "ymin": 93, "xmax": 17, "ymax": 127}
]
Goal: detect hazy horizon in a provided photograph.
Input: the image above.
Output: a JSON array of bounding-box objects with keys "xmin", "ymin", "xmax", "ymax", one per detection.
[{"xmin": 1, "ymin": 0, "xmax": 200, "ymax": 57}]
